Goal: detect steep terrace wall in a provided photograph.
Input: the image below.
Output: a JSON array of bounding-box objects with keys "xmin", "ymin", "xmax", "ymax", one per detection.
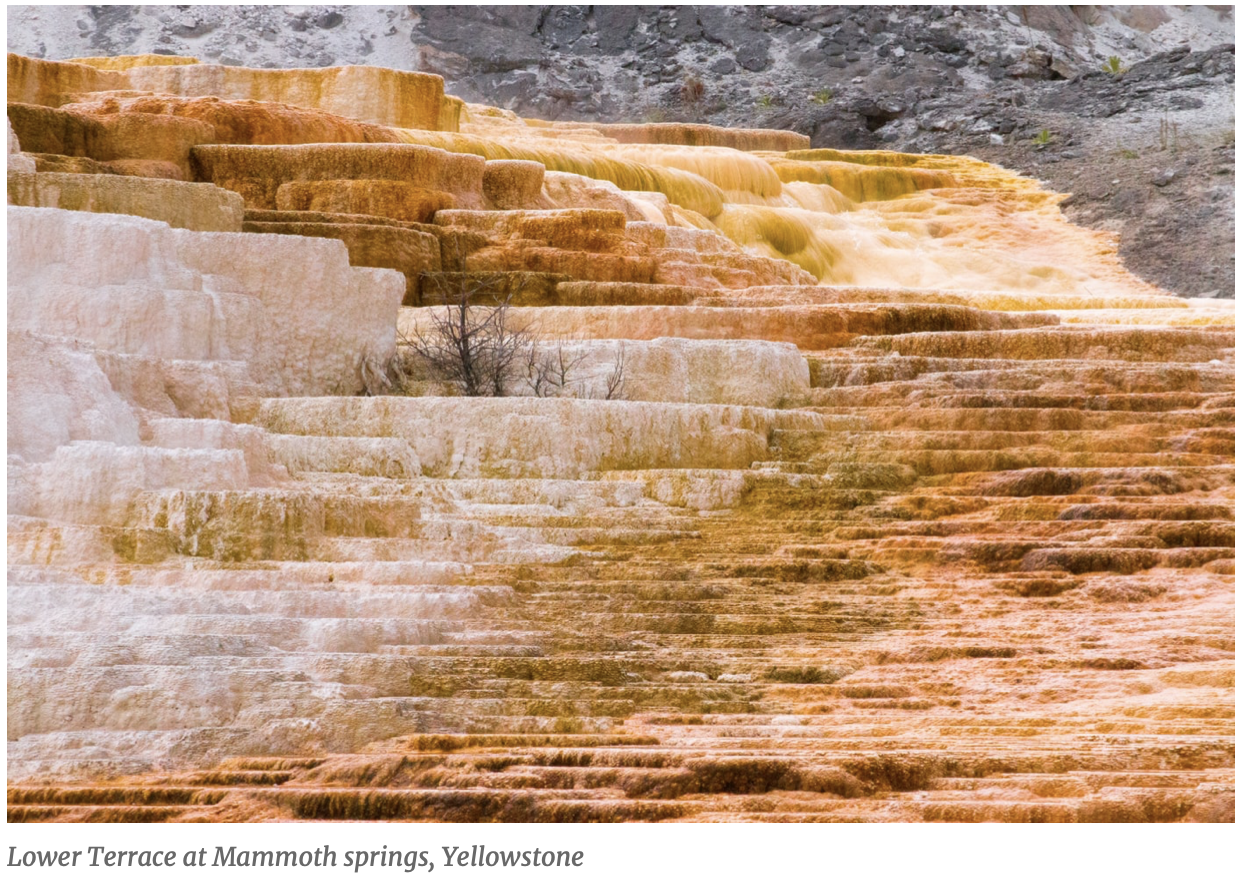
[{"xmin": 7, "ymin": 206, "xmax": 403, "ymax": 397}]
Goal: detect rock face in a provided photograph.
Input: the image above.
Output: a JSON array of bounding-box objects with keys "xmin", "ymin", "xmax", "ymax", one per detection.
[
  {"xmin": 4, "ymin": 46, "xmax": 1235, "ymax": 824},
  {"xmin": 8, "ymin": 206, "xmax": 403, "ymax": 395},
  {"xmin": 8, "ymin": 171, "xmax": 244, "ymax": 230}
]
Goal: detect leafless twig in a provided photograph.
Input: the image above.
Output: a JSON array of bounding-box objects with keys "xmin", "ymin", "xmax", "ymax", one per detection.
[
  {"xmin": 602, "ymin": 343, "xmax": 627, "ymax": 401},
  {"xmin": 410, "ymin": 272, "xmax": 533, "ymax": 397}
]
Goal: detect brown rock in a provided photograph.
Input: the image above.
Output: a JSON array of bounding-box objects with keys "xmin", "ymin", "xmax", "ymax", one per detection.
[
  {"xmin": 276, "ymin": 180, "xmax": 455, "ymax": 224},
  {"xmin": 242, "ymin": 220, "xmax": 442, "ymax": 304},
  {"xmin": 8, "ymin": 171, "xmax": 244, "ymax": 231},
  {"xmin": 8, "ymin": 102, "xmax": 216, "ymax": 179},
  {"xmin": 60, "ymin": 94, "xmax": 402, "ymax": 146},
  {"xmin": 28, "ymin": 153, "xmax": 185, "ymax": 180},
  {"xmin": 191, "ymin": 143, "xmax": 486, "ymax": 209},
  {"xmin": 482, "ymin": 159, "xmax": 546, "ymax": 209}
]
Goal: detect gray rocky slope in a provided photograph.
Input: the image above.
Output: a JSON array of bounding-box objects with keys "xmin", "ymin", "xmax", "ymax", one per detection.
[{"xmin": 7, "ymin": 4, "xmax": 1235, "ymax": 298}]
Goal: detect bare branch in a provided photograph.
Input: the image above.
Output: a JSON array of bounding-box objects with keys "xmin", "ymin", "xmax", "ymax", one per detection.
[
  {"xmin": 409, "ymin": 271, "xmax": 534, "ymax": 397},
  {"xmin": 603, "ymin": 343, "xmax": 627, "ymax": 401}
]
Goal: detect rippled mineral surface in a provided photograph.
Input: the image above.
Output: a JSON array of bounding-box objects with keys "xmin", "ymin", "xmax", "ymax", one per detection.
[{"xmin": 6, "ymin": 51, "xmax": 1234, "ymax": 823}]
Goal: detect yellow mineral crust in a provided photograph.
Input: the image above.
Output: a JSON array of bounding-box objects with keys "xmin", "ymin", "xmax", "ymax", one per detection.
[
  {"xmin": 768, "ymin": 157, "xmax": 958, "ymax": 202},
  {"xmin": 393, "ymin": 128, "xmax": 728, "ymax": 219},
  {"xmin": 7, "ymin": 53, "xmax": 127, "ymax": 106},
  {"xmin": 7, "ymin": 170, "xmax": 244, "ymax": 231},
  {"xmin": 67, "ymin": 54, "xmax": 201, "ymax": 70},
  {"xmin": 545, "ymin": 120, "xmax": 811, "ymax": 152},
  {"xmin": 596, "ymin": 144, "xmax": 786, "ymax": 203}
]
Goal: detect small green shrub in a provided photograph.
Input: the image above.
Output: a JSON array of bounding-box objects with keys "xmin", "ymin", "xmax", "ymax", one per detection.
[{"xmin": 811, "ymin": 87, "xmax": 833, "ymax": 105}]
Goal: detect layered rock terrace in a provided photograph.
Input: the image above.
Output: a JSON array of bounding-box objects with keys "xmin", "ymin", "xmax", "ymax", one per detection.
[{"xmin": 6, "ymin": 52, "xmax": 1234, "ymax": 824}]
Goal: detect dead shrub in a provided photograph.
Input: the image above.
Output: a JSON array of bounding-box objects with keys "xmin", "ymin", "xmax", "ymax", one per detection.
[{"xmin": 402, "ymin": 272, "xmax": 533, "ymax": 397}]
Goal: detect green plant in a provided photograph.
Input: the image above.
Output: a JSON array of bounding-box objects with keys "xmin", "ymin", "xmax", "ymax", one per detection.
[
  {"xmin": 811, "ymin": 87, "xmax": 833, "ymax": 105},
  {"xmin": 1031, "ymin": 128, "xmax": 1053, "ymax": 147},
  {"xmin": 1117, "ymin": 147, "xmax": 1139, "ymax": 160},
  {"xmin": 756, "ymin": 94, "xmax": 774, "ymax": 108},
  {"xmin": 1102, "ymin": 55, "xmax": 1125, "ymax": 75}
]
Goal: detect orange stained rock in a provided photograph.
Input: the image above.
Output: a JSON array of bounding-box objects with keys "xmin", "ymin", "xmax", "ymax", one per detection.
[
  {"xmin": 67, "ymin": 54, "xmax": 201, "ymax": 70},
  {"xmin": 59, "ymin": 94, "xmax": 403, "ymax": 145},
  {"xmin": 275, "ymin": 180, "xmax": 455, "ymax": 224},
  {"xmin": 191, "ymin": 143, "xmax": 486, "ymax": 209},
  {"xmin": 24, "ymin": 153, "xmax": 184, "ymax": 180},
  {"xmin": 8, "ymin": 101, "xmax": 215, "ymax": 179},
  {"xmin": 7, "ymin": 53, "xmax": 126, "ymax": 106},
  {"xmin": 402, "ymin": 303, "xmax": 1058, "ymax": 351},
  {"xmin": 482, "ymin": 159, "xmax": 549, "ymax": 210},
  {"xmin": 242, "ymin": 218, "xmax": 442, "ymax": 304}
]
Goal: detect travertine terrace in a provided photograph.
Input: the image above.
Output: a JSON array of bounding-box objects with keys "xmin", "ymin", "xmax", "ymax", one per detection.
[{"xmin": 7, "ymin": 53, "xmax": 1235, "ymax": 823}]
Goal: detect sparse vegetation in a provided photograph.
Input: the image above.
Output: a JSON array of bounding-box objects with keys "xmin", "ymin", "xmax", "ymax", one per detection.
[
  {"xmin": 1031, "ymin": 128, "xmax": 1053, "ymax": 147},
  {"xmin": 811, "ymin": 87, "xmax": 834, "ymax": 105},
  {"xmin": 525, "ymin": 340, "xmax": 628, "ymax": 400},
  {"xmin": 404, "ymin": 272, "xmax": 533, "ymax": 397},
  {"xmin": 1102, "ymin": 55, "xmax": 1126, "ymax": 75},
  {"xmin": 602, "ymin": 344, "xmax": 627, "ymax": 400},
  {"xmin": 526, "ymin": 340, "xmax": 584, "ymax": 398},
  {"xmin": 756, "ymin": 94, "xmax": 774, "ymax": 109}
]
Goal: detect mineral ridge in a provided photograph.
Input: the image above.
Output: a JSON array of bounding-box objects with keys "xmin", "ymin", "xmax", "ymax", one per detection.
[{"xmin": 5, "ymin": 51, "xmax": 1234, "ymax": 823}]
